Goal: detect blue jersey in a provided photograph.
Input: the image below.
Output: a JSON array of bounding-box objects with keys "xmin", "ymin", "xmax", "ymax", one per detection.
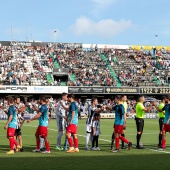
[
  {"xmin": 8, "ymin": 105, "xmax": 17, "ymax": 128},
  {"xmin": 113, "ymin": 104, "xmax": 125, "ymax": 125},
  {"xmin": 162, "ymin": 104, "xmax": 170, "ymax": 124},
  {"xmin": 68, "ymin": 102, "xmax": 78, "ymax": 125},
  {"xmin": 39, "ymin": 104, "xmax": 48, "ymax": 127}
]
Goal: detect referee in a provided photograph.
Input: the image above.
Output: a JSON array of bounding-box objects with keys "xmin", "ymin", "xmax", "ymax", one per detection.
[
  {"xmin": 135, "ymin": 95, "xmax": 153, "ymax": 149},
  {"xmin": 157, "ymin": 96, "xmax": 166, "ymax": 148}
]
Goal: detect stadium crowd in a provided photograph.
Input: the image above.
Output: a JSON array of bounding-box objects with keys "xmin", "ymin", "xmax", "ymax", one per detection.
[
  {"xmin": 0, "ymin": 96, "xmax": 160, "ymax": 116},
  {"xmin": 0, "ymin": 43, "xmax": 170, "ymax": 87},
  {"xmin": 0, "ymin": 45, "xmax": 53, "ymax": 86},
  {"xmin": 62, "ymin": 52, "xmax": 117, "ymax": 86},
  {"xmin": 103, "ymin": 48, "xmax": 170, "ymax": 87}
]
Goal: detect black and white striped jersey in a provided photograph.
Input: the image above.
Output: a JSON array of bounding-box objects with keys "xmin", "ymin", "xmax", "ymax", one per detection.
[
  {"xmin": 86, "ymin": 105, "xmax": 97, "ymax": 126},
  {"xmin": 15, "ymin": 103, "xmax": 25, "ymax": 113},
  {"xmin": 92, "ymin": 120, "xmax": 100, "ymax": 136},
  {"xmin": 16, "ymin": 113, "xmax": 24, "ymax": 130}
]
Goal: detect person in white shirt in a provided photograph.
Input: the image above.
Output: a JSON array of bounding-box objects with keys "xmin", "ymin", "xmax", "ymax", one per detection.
[
  {"xmin": 55, "ymin": 93, "xmax": 68, "ymax": 151},
  {"xmin": 81, "ymin": 103, "xmax": 88, "ymax": 117}
]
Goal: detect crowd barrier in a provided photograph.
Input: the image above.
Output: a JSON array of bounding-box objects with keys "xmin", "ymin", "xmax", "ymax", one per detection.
[
  {"xmin": 0, "ymin": 86, "xmax": 169, "ymax": 94},
  {"xmin": 1, "ymin": 41, "xmax": 170, "ymax": 51},
  {"xmin": 0, "ymin": 112, "xmax": 158, "ymax": 120},
  {"xmin": 68, "ymin": 87, "xmax": 170, "ymax": 95}
]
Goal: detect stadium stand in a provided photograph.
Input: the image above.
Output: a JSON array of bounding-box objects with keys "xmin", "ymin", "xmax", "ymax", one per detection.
[
  {"xmin": 103, "ymin": 49, "xmax": 170, "ymax": 87},
  {"xmin": 0, "ymin": 42, "xmax": 169, "ymax": 87},
  {"xmin": 0, "ymin": 45, "xmax": 54, "ymax": 86}
]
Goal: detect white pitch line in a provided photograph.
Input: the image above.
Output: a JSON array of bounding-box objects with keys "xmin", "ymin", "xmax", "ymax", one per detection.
[
  {"xmin": 24, "ymin": 124, "xmax": 59, "ymax": 132},
  {"xmin": 24, "ymin": 124, "xmax": 111, "ymax": 143},
  {"xmin": 148, "ymin": 148, "xmax": 170, "ymax": 154},
  {"xmin": 0, "ymin": 122, "xmax": 169, "ymax": 154},
  {"xmin": 0, "ymin": 121, "xmax": 159, "ymax": 136},
  {"xmin": 78, "ymin": 134, "xmax": 111, "ymax": 142},
  {"xmin": 24, "ymin": 124, "xmax": 159, "ymax": 137},
  {"xmin": 100, "ymin": 132, "xmax": 159, "ymax": 136},
  {"xmin": 24, "ymin": 124, "xmax": 170, "ymax": 153},
  {"xmin": 131, "ymin": 145, "xmax": 170, "ymax": 154}
]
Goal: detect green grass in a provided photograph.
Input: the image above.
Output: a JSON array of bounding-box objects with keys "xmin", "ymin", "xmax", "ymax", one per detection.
[{"xmin": 0, "ymin": 119, "xmax": 170, "ymax": 170}]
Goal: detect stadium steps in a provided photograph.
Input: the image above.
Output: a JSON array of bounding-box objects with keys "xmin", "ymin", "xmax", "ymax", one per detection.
[
  {"xmin": 47, "ymin": 74, "xmax": 54, "ymax": 84},
  {"xmin": 50, "ymin": 54, "xmax": 60, "ymax": 68},
  {"xmin": 54, "ymin": 61, "xmax": 60, "ymax": 68},
  {"xmin": 70, "ymin": 74, "xmax": 76, "ymax": 82},
  {"xmin": 44, "ymin": 54, "xmax": 55, "ymax": 84},
  {"xmin": 153, "ymin": 76, "xmax": 164, "ymax": 85},
  {"xmin": 51, "ymin": 54, "xmax": 76, "ymax": 82},
  {"xmin": 154, "ymin": 76, "xmax": 157, "ymax": 81},
  {"xmin": 100, "ymin": 54, "xmax": 122, "ymax": 87},
  {"xmin": 153, "ymin": 54, "xmax": 163, "ymax": 70},
  {"xmin": 156, "ymin": 80, "xmax": 162, "ymax": 85},
  {"xmin": 61, "ymin": 82, "xmax": 67, "ymax": 86},
  {"xmin": 153, "ymin": 76, "xmax": 160, "ymax": 85}
]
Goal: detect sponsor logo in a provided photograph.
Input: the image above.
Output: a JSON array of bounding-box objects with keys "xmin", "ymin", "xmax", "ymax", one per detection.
[
  {"xmin": 92, "ymin": 88, "xmax": 104, "ymax": 92},
  {"xmin": 106, "ymin": 88, "xmax": 111, "ymax": 93},
  {"xmin": 0, "ymin": 87, "xmax": 27, "ymax": 92},
  {"xmin": 10, "ymin": 41, "xmax": 31, "ymax": 46},
  {"xmin": 127, "ymin": 113, "xmax": 157, "ymax": 119},
  {"xmin": 81, "ymin": 88, "xmax": 91, "ymax": 91},
  {"xmin": 69, "ymin": 87, "xmax": 104, "ymax": 93},
  {"xmin": 34, "ymin": 87, "xmax": 52, "ymax": 93},
  {"xmin": 106, "ymin": 87, "xmax": 138, "ymax": 93},
  {"xmin": 5, "ymin": 87, "xmax": 27, "ymax": 91}
]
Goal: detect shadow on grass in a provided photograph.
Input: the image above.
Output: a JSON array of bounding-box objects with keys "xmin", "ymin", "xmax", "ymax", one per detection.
[
  {"xmin": 0, "ymin": 153, "xmax": 169, "ymax": 170},
  {"xmin": 2, "ymin": 142, "xmax": 170, "ymax": 153}
]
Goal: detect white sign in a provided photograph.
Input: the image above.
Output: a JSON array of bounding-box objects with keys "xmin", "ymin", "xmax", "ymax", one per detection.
[
  {"xmin": 83, "ymin": 44, "xmax": 128, "ymax": 49},
  {"xmin": 0, "ymin": 86, "xmax": 68, "ymax": 94},
  {"xmin": 10, "ymin": 41, "xmax": 32, "ymax": 46},
  {"xmin": 127, "ymin": 113, "xmax": 158, "ymax": 119}
]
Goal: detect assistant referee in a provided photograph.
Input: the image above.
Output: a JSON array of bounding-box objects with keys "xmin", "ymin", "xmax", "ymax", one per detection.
[
  {"xmin": 135, "ymin": 95, "xmax": 153, "ymax": 149},
  {"xmin": 157, "ymin": 96, "xmax": 166, "ymax": 148}
]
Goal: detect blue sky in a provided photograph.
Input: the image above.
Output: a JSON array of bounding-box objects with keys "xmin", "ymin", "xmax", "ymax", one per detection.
[{"xmin": 0, "ymin": 0, "xmax": 170, "ymax": 46}]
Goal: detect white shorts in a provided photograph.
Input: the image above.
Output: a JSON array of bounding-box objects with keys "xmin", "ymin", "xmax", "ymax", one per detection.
[
  {"xmin": 56, "ymin": 117, "xmax": 65, "ymax": 131},
  {"xmin": 86, "ymin": 124, "xmax": 92, "ymax": 133}
]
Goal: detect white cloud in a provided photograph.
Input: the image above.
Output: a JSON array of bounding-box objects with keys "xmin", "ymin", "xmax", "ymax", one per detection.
[{"xmin": 70, "ymin": 16, "xmax": 132, "ymax": 38}]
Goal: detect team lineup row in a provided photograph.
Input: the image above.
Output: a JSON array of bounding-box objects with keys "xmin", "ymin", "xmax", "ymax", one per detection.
[
  {"xmin": 56, "ymin": 94, "xmax": 169, "ymax": 152},
  {"xmin": 3, "ymin": 93, "xmax": 169, "ymax": 154}
]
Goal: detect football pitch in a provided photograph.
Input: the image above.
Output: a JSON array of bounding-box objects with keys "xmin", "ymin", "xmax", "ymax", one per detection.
[{"xmin": 0, "ymin": 119, "xmax": 170, "ymax": 170}]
